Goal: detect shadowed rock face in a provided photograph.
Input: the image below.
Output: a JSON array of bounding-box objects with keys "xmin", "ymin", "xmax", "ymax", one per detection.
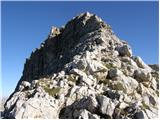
[
  {"xmin": 148, "ymin": 64, "xmax": 159, "ymax": 71},
  {"xmin": 16, "ymin": 12, "xmax": 114, "ymax": 88},
  {"xmin": 3, "ymin": 12, "xmax": 159, "ymax": 119}
]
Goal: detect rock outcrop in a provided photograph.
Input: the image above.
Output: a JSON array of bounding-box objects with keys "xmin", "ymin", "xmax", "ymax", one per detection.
[{"xmin": 3, "ymin": 12, "xmax": 159, "ymax": 119}]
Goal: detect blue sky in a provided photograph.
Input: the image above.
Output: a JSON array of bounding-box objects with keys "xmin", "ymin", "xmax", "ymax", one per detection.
[{"xmin": 1, "ymin": 1, "xmax": 159, "ymax": 97}]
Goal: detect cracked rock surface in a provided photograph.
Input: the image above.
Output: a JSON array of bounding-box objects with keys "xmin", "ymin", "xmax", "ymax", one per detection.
[{"xmin": 3, "ymin": 12, "xmax": 159, "ymax": 119}]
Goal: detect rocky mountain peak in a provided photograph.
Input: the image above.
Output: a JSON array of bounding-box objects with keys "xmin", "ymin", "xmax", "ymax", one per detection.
[
  {"xmin": 3, "ymin": 13, "xmax": 159, "ymax": 119},
  {"xmin": 17, "ymin": 12, "xmax": 118, "ymax": 86}
]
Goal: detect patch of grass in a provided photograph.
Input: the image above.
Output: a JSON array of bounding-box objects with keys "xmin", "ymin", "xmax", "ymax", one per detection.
[
  {"xmin": 98, "ymin": 79, "xmax": 110, "ymax": 85},
  {"xmin": 94, "ymin": 68, "xmax": 107, "ymax": 73},
  {"xmin": 142, "ymin": 101, "xmax": 150, "ymax": 109},
  {"xmin": 156, "ymin": 90, "xmax": 159, "ymax": 97},
  {"xmin": 104, "ymin": 63, "xmax": 116, "ymax": 69},
  {"xmin": 68, "ymin": 74, "xmax": 77, "ymax": 83},
  {"xmin": 121, "ymin": 69, "xmax": 128, "ymax": 76},
  {"xmin": 43, "ymin": 86, "xmax": 61, "ymax": 97},
  {"xmin": 111, "ymin": 81, "xmax": 126, "ymax": 92},
  {"xmin": 83, "ymin": 67, "xmax": 89, "ymax": 75},
  {"xmin": 93, "ymin": 69, "xmax": 109, "ymax": 85},
  {"xmin": 37, "ymin": 78, "xmax": 52, "ymax": 87}
]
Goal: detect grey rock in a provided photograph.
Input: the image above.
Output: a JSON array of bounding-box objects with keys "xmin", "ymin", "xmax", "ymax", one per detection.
[
  {"xmin": 134, "ymin": 69, "xmax": 152, "ymax": 82},
  {"xmin": 108, "ymin": 68, "xmax": 123, "ymax": 78},
  {"xmin": 96, "ymin": 95, "xmax": 115, "ymax": 117},
  {"xmin": 58, "ymin": 80, "xmax": 65, "ymax": 87},
  {"xmin": 103, "ymin": 90, "xmax": 120, "ymax": 100},
  {"xmin": 76, "ymin": 59, "xmax": 87, "ymax": 70},
  {"xmin": 116, "ymin": 45, "xmax": 132, "ymax": 57},
  {"xmin": 49, "ymin": 26, "xmax": 60, "ymax": 38},
  {"xmin": 73, "ymin": 109, "xmax": 100, "ymax": 119},
  {"xmin": 21, "ymin": 81, "xmax": 31, "ymax": 88},
  {"xmin": 148, "ymin": 64, "xmax": 159, "ymax": 71},
  {"xmin": 133, "ymin": 56, "xmax": 152, "ymax": 70},
  {"xmin": 144, "ymin": 109, "xmax": 158, "ymax": 119},
  {"xmin": 150, "ymin": 78, "xmax": 157, "ymax": 90},
  {"xmin": 73, "ymin": 109, "xmax": 89, "ymax": 119},
  {"xmin": 4, "ymin": 12, "xmax": 159, "ymax": 119},
  {"xmin": 110, "ymin": 76, "xmax": 138, "ymax": 94},
  {"xmin": 133, "ymin": 111, "xmax": 144, "ymax": 119}
]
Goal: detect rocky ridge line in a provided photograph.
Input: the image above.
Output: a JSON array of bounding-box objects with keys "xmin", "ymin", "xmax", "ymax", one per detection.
[{"xmin": 3, "ymin": 12, "xmax": 159, "ymax": 119}]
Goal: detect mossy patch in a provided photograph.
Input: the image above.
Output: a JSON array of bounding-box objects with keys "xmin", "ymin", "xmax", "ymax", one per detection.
[
  {"xmin": 43, "ymin": 86, "xmax": 61, "ymax": 97},
  {"xmin": 37, "ymin": 78, "xmax": 52, "ymax": 87},
  {"xmin": 68, "ymin": 74, "xmax": 77, "ymax": 83},
  {"xmin": 35, "ymin": 78, "xmax": 62, "ymax": 97},
  {"xmin": 104, "ymin": 63, "xmax": 116, "ymax": 69},
  {"xmin": 121, "ymin": 69, "xmax": 128, "ymax": 76},
  {"xmin": 93, "ymin": 68, "xmax": 109, "ymax": 85},
  {"xmin": 98, "ymin": 78, "xmax": 110, "ymax": 85},
  {"xmin": 142, "ymin": 101, "xmax": 150, "ymax": 109},
  {"xmin": 111, "ymin": 81, "xmax": 126, "ymax": 92}
]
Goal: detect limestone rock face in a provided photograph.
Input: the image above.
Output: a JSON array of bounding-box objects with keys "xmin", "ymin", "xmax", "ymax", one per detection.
[{"xmin": 3, "ymin": 12, "xmax": 159, "ymax": 119}]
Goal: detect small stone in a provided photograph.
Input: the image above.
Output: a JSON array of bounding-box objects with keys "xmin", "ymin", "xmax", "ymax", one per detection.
[
  {"xmin": 74, "ymin": 109, "xmax": 89, "ymax": 119},
  {"xmin": 21, "ymin": 81, "xmax": 31, "ymax": 88},
  {"xmin": 149, "ymin": 95, "xmax": 156, "ymax": 106},
  {"xmin": 76, "ymin": 59, "xmax": 87, "ymax": 70},
  {"xmin": 119, "ymin": 102, "xmax": 128, "ymax": 109},
  {"xmin": 103, "ymin": 90, "xmax": 120, "ymax": 100},
  {"xmin": 133, "ymin": 111, "xmax": 144, "ymax": 119},
  {"xmin": 58, "ymin": 80, "xmax": 64, "ymax": 87}
]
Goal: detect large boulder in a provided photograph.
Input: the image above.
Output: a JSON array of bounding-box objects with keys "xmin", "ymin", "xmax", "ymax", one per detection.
[
  {"xmin": 110, "ymin": 76, "xmax": 138, "ymax": 94},
  {"xmin": 134, "ymin": 69, "xmax": 152, "ymax": 82},
  {"xmin": 116, "ymin": 45, "xmax": 132, "ymax": 57},
  {"xmin": 96, "ymin": 95, "xmax": 116, "ymax": 118},
  {"xmin": 133, "ymin": 56, "xmax": 152, "ymax": 71}
]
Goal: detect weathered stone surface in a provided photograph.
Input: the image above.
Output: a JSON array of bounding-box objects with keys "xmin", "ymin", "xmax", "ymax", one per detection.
[
  {"xmin": 134, "ymin": 69, "xmax": 152, "ymax": 82},
  {"xmin": 3, "ymin": 12, "xmax": 159, "ymax": 119},
  {"xmin": 72, "ymin": 109, "xmax": 100, "ymax": 119},
  {"xmin": 116, "ymin": 45, "xmax": 132, "ymax": 57},
  {"xmin": 133, "ymin": 56, "xmax": 151, "ymax": 70},
  {"xmin": 103, "ymin": 90, "xmax": 120, "ymax": 100},
  {"xmin": 148, "ymin": 64, "xmax": 159, "ymax": 71},
  {"xmin": 133, "ymin": 111, "xmax": 144, "ymax": 119},
  {"xmin": 110, "ymin": 75, "xmax": 138, "ymax": 94},
  {"xmin": 96, "ymin": 95, "xmax": 116, "ymax": 117},
  {"xmin": 108, "ymin": 68, "xmax": 123, "ymax": 78}
]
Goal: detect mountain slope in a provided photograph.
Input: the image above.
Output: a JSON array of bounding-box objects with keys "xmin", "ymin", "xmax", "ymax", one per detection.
[{"xmin": 3, "ymin": 12, "xmax": 159, "ymax": 119}]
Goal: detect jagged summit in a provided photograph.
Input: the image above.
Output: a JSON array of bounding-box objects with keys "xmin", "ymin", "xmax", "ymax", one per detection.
[
  {"xmin": 17, "ymin": 12, "xmax": 119, "ymax": 87},
  {"xmin": 3, "ymin": 13, "xmax": 159, "ymax": 119},
  {"xmin": 49, "ymin": 12, "xmax": 113, "ymax": 40}
]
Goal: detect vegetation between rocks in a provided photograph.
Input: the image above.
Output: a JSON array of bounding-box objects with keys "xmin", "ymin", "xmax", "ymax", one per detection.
[{"xmin": 43, "ymin": 86, "xmax": 61, "ymax": 96}]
